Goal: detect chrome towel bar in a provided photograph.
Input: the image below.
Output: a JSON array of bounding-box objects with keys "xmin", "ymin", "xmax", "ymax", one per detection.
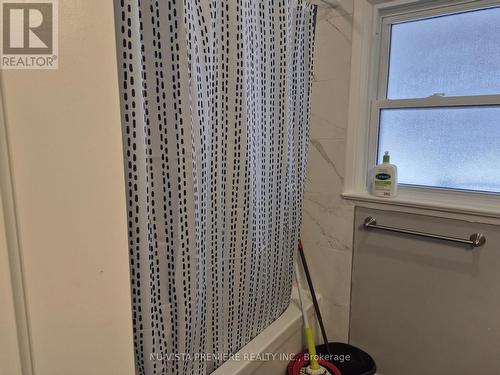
[{"xmin": 363, "ymin": 216, "xmax": 486, "ymax": 248}]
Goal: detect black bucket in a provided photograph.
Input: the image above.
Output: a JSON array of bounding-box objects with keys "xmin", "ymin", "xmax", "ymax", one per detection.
[{"xmin": 315, "ymin": 342, "xmax": 376, "ymax": 375}]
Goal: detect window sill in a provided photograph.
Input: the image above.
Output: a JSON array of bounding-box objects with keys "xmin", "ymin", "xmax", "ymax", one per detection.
[{"xmin": 342, "ymin": 186, "xmax": 500, "ymax": 218}]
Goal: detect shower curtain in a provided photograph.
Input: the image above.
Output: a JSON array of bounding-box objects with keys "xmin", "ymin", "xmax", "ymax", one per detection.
[{"xmin": 115, "ymin": 1, "xmax": 316, "ymax": 374}]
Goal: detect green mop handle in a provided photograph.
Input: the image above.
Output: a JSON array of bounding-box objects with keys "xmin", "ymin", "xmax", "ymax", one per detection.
[{"xmin": 295, "ymin": 261, "xmax": 321, "ymax": 371}]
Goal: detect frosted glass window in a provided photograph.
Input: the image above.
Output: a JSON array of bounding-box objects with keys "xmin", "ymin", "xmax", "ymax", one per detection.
[
  {"xmin": 387, "ymin": 6, "xmax": 500, "ymax": 99},
  {"xmin": 378, "ymin": 107, "xmax": 500, "ymax": 193}
]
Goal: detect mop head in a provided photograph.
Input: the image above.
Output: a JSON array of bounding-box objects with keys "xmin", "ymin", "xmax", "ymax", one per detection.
[{"xmin": 287, "ymin": 352, "xmax": 342, "ymax": 375}]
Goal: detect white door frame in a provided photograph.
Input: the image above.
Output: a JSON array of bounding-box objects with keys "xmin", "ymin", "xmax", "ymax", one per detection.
[{"xmin": 0, "ymin": 75, "xmax": 34, "ymax": 375}]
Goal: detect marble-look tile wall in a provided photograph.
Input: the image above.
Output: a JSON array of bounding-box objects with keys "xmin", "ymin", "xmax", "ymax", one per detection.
[{"xmin": 301, "ymin": 0, "xmax": 355, "ymax": 341}]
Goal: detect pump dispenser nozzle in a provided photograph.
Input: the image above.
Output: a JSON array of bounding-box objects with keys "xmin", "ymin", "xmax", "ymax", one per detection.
[{"xmin": 383, "ymin": 151, "xmax": 390, "ymax": 163}]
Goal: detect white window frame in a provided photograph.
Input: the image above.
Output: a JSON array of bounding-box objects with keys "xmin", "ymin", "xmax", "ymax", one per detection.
[{"xmin": 343, "ymin": 0, "xmax": 500, "ymax": 218}]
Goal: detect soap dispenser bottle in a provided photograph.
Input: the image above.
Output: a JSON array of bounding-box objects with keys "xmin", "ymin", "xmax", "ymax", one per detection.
[{"xmin": 372, "ymin": 151, "xmax": 398, "ymax": 198}]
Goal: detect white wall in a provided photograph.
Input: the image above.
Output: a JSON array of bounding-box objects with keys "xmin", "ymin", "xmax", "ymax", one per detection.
[
  {"xmin": 301, "ymin": 0, "xmax": 355, "ymax": 342},
  {"xmin": 0, "ymin": 0, "xmax": 135, "ymax": 374}
]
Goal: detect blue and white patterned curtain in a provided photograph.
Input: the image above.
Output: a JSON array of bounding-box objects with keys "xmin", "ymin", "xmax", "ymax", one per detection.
[{"xmin": 114, "ymin": 1, "xmax": 316, "ymax": 374}]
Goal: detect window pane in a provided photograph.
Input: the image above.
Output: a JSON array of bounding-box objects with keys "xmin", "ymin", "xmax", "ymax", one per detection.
[
  {"xmin": 387, "ymin": 6, "xmax": 500, "ymax": 99},
  {"xmin": 378, "ymin": 106, "xmax": 500, "ymax": 193}
]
